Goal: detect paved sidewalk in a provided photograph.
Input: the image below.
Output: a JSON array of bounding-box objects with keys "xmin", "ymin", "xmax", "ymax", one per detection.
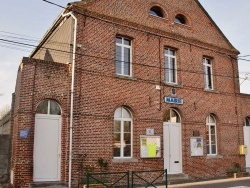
[{"xmin": 165, "ymin": 177, "xmax": 250, "ymax": 188}]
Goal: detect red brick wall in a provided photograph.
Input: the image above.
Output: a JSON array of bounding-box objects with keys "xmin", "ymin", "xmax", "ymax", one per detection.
[{"xmin": 11, "ymin": 0, "xmax": 249, "ymax": 187}]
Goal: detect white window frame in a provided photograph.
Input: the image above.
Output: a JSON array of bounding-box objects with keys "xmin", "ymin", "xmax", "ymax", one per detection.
[
  {"xmin": 164, "ymin": 48, "xmax": 177, "ymax": 84},
  {"xmin": 116, "ymin": 37, "xmax": 132, "ymax": 76},
  {"xmin": 206, "ymin": 114, "xmax": 217, "ymax": 155},
  {"xmin": 203, "ymin": 57, "xmax": 214, "ymax": 90},
  {"xmin": 113, "ymin": 107, "xmax": 133, "ymax": 158}
]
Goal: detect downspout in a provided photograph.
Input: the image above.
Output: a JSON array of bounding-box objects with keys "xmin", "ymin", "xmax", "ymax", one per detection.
[{"xmin": 61, "ymin": 11, "xmax": 77, "ymax": 188}]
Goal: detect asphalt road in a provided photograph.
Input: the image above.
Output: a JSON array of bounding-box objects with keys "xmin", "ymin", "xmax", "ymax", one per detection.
[{"xmin": 168, "ymin": 177, "xmax": 250, "ymax": 188}]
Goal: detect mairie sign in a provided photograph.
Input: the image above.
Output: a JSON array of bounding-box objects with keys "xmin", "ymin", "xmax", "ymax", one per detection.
[{"xmin": 164, "ymin": 97, "xmax": 183, "ymax": 105}]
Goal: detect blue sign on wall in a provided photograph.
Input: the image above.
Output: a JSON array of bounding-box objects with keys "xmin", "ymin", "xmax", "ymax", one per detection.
[
  {"xmin": 20, "ymin": 129, "xmax": 30, "ymax": 138},
  {"xmin": 164, "ymin": 97, "xmax": 183, "ymax": 105}
]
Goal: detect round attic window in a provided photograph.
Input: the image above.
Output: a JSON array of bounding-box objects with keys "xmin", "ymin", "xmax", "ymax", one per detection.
[
  {"xmin": 149, "ymin": 6, "xmax": 164, "ymax": 18},
  {"xmin": 174, "ymin": 14, "xmax": 187, "ymax": 25}
]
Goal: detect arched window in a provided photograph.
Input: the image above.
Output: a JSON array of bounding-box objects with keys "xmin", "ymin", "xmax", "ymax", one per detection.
[
  {"xmin": 166, "ymin": 109, "xmax": 181, "ymax": 123},
  {"xmin": 206, "ymin": 114, "xmax": 217, "ymax": 155},
  {"xmin": 244, "ymin": 117, "xmax": 250, "ymax": 126},
  {"xmin": 174, "ymin": 14, "xmax": 187, "ymax": 25},
  {"xmin": 36, "ymin": 99, "xmax": 61, "ymax": 115},
  {"xmin": 149, "ymin": 6, "xmax": 164, "ymax": 18},
  {"xmin": 113, "ymin": 107, "xmax": 132, "ymax": 158}
]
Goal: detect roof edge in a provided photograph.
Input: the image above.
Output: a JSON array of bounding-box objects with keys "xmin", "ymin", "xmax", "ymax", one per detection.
[{"xmin": 196, "ymin": 0, "xmax": 240, "ymax": 55}]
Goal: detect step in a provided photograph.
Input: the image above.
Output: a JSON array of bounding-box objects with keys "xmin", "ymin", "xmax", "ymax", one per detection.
[
  {"xmin": 30, "ymin": 182, "xmax": 68, "ymax": 188},
  {"xmin": 164, "ymin": 174, "xmax": 194, "ymax": 185}
]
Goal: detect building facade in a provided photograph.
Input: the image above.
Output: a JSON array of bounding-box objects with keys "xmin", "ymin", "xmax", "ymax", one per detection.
[{"xmin": 10, "ymin": 0, "xmax": 250, "ymax": 187}]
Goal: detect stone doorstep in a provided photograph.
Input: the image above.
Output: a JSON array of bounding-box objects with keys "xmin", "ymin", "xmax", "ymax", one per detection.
[
  {"xmin": 30, "ymin": 182, "xmax": 68, "ymax": 188},
  {"xmin": 166, "ymin": 174, "xmax": 194, "ymax": 185}
]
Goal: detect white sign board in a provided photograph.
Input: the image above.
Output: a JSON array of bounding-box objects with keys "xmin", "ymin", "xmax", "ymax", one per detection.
[
  {"xmin": 190, "ymin": 137, "xmax": 203, "ymax": 156},
  {"xmin": 140, "ymin": 136, "xmax": 161, "ymax": 158}
]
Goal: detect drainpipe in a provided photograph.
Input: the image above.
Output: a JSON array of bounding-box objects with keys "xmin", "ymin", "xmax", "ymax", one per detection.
[{"xmin": 61, "ymin": 11, "xmax": 77, "ymax": 188}]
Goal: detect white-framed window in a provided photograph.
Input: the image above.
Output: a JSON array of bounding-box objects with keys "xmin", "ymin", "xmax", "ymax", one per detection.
[
  {"xmin": 203, "ymin": 57, "xmax": 213, "ymax": 90},
  {"xmin": 116, "ymin": 37, "xmax": 132, "ymax": 76},
  {"xmin": 206, "ymin": 114, "xmax": 217, "ymax": 155},
  {"xmin": 36, "ymin": 99, "xmax": 61, "ymax": 115},
  {"xmin": 244, "ymin": 117, "xmax": 250, "ymax": 126},
  {"xmin": 164, "ymin": 48, "xmax": 177, "ymax": 84},
  {"xmin": 113, "ymin": 107, "xmax": 132, "ymax": 158}
]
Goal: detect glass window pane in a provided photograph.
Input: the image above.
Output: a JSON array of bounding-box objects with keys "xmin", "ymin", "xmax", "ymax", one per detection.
[
  {"xmin": 122, "ymin": 108, "xmax": 131, "ymax": 118},
  {"xmin": 116, "ymin": 37, "xmax": 122, "ymax": 44},
  {"xmin": 124, "ymin": 121, "xmax": 131, "ymax": 132},
  {"xmin": 36, "ymin": 100, "xmax": 49, "ymax": 114},
  {"xmin": 114, "ymin": 133, "xmax": 120, "ymax": 142},
  {"xmin": 210, "ymin": 126, "xmax": 215, "ymax": 134},
  {"xmin": 124, "ymin": 145, "xmax": 131, "ymax": 157},
  {"xmin": 124, "ymin": 62, "xmax": 130, "ymax": 75},
  {"xmin": 113, "ymin": 147, "xmax": 121, "ymax": 157},
  {"xmin": 114, "ymin": 121, "xmax": 121, "ymax": 132},
  {"xmin": 124, "ymin": 39, "xmax": 131, "ymax": 46},
  {"xmin": 124, "ymin": 133, "xmax": 131, "ymax": 144},
  {"xmin": 211, "ymin": 145, "xmax": 216, "ymax": 154},
  {"xmin": 50, "ymin": 100, "xmax": 61, "ymax": 115},
  {"xmin": 116, "ymin": 46, "xmax": 122, "ymax": 74},
  {"xmin": 209, "ymin": 115, "xmax": 215, "ymax": 123},
  {"xmin": 169, "ymin": 50, "xmax": 175, "ymax": 56},
  {"xmin": 124, "ymin": 48, "xmax": 130, "ymax": 63},
  {"xmin": 211, "ymin": 135, "xmax": 216, "ymax": 144},
  {"xmin": 114, "ymin": 108, "xmax": 122, "ymax": 118}
]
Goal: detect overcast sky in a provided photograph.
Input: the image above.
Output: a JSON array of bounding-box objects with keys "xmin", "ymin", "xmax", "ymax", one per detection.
[{"xmin": 0, "ymin": 0, "xmax": 250, "ymax": 110}]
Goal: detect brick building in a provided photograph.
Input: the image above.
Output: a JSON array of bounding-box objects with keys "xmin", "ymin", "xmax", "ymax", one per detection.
[{"xmin": 10, "ymin": 0, "xmax": 250, "ymax": 187}]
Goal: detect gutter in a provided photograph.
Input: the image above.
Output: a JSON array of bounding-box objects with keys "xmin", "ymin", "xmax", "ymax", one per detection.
[{"xmin": 61, "ymin": 11, "xmax": 77, "ymax": 188}]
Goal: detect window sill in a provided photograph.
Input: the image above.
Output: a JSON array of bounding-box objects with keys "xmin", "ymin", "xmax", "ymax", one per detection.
[
  {"xmin": 111, "ymin": 158, "xmax": 138, "ymax": 163},
  {"xmin": 173, "ymin": 22, "xmax": 192, "ymax": 30},
  {"xmin": 149, "ymin": 14, "xmax": 168, "ymax": 21},
  {"xmin": 164, "ymin": 83, "xmax": 183, "ymax": 88},
  {"xmin": 115, "ymin": 75, "xmax": 137, "ymax": 81},
  {"xmin": 206, "ymin": 155, "xmax": 223, "ymax": 159},
  {"xmin": 204, "ymin": 89, "xmax": 219, "ymax": 94}
]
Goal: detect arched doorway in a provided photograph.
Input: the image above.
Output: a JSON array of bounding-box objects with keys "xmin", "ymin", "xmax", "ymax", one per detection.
[
  {"xmin": 33, "ymin": 100, "xmax": 62, "ymax": 182},
  {"xmin": 163, "ymin": 109, "xmax": 182, "ymax": 174}
]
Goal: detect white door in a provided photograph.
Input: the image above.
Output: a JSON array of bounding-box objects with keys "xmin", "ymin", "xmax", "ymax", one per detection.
[
  {"xmin": 244, "ymin": 126, "xmax": 250, "ymax": 167},
  {"xmin": 34, "ymin": 114, "xmax": 61, "ymax": 181},
  {"xmin": 163, "ymin": 122, "xmax": 182, "ymax": 174}
]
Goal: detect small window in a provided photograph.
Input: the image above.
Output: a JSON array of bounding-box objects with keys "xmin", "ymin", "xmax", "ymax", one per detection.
[
  {"xmin": 36, "ymin": 100, "xmax": 61, "ymax": 115},
  {"xmin": 149, "ymin": 6, "xmax": 164, "ymax": 18},
  {"xmin": 174, "ymin": 14, "xmax": 187, "ymax": 25}
]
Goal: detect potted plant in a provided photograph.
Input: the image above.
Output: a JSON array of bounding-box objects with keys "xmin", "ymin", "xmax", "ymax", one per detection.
[{"xmin": 227, "ymin": 163, "xmax": 249, "ymax": 178}]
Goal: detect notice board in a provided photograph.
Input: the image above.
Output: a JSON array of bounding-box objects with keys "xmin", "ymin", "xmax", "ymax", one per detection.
[
  {"xmin": 140, "ymin": 135, "xmax": 161, "ymax": 158},
  {"xmin": 190, "ymin": 137, "xmax": 203, "ymax": 156}
]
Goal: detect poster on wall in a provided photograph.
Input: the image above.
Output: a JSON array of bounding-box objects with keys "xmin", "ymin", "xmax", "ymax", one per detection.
[
  {"xmin": 190, "ymin": 137, "xmax": 203, "ymax": 156},
  {"xmin": 140, "ymin": 135, "xmax": 161, "ymax": 158}
]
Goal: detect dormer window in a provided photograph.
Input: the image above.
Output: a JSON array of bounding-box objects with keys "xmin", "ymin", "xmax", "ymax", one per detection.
[
  {"xmin": 174, "ymin": 14, "xmax": 187, "ymax": 25},
  {"xmin": 150, "ymin": 6, "xmax": 164, "ymax": 18}
]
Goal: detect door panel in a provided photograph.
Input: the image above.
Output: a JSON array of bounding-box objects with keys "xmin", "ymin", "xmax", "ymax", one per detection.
[
  {"xmin": 244, "ymin": 126, "xmax": 250, "ymax": 167},
  {"xmin": 34, "ymin": 115, "xmax": 61, "ymax": 181},
  {"xmin": 163, "ymin": 123, "xmax": 182, "ymax": 174}
]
